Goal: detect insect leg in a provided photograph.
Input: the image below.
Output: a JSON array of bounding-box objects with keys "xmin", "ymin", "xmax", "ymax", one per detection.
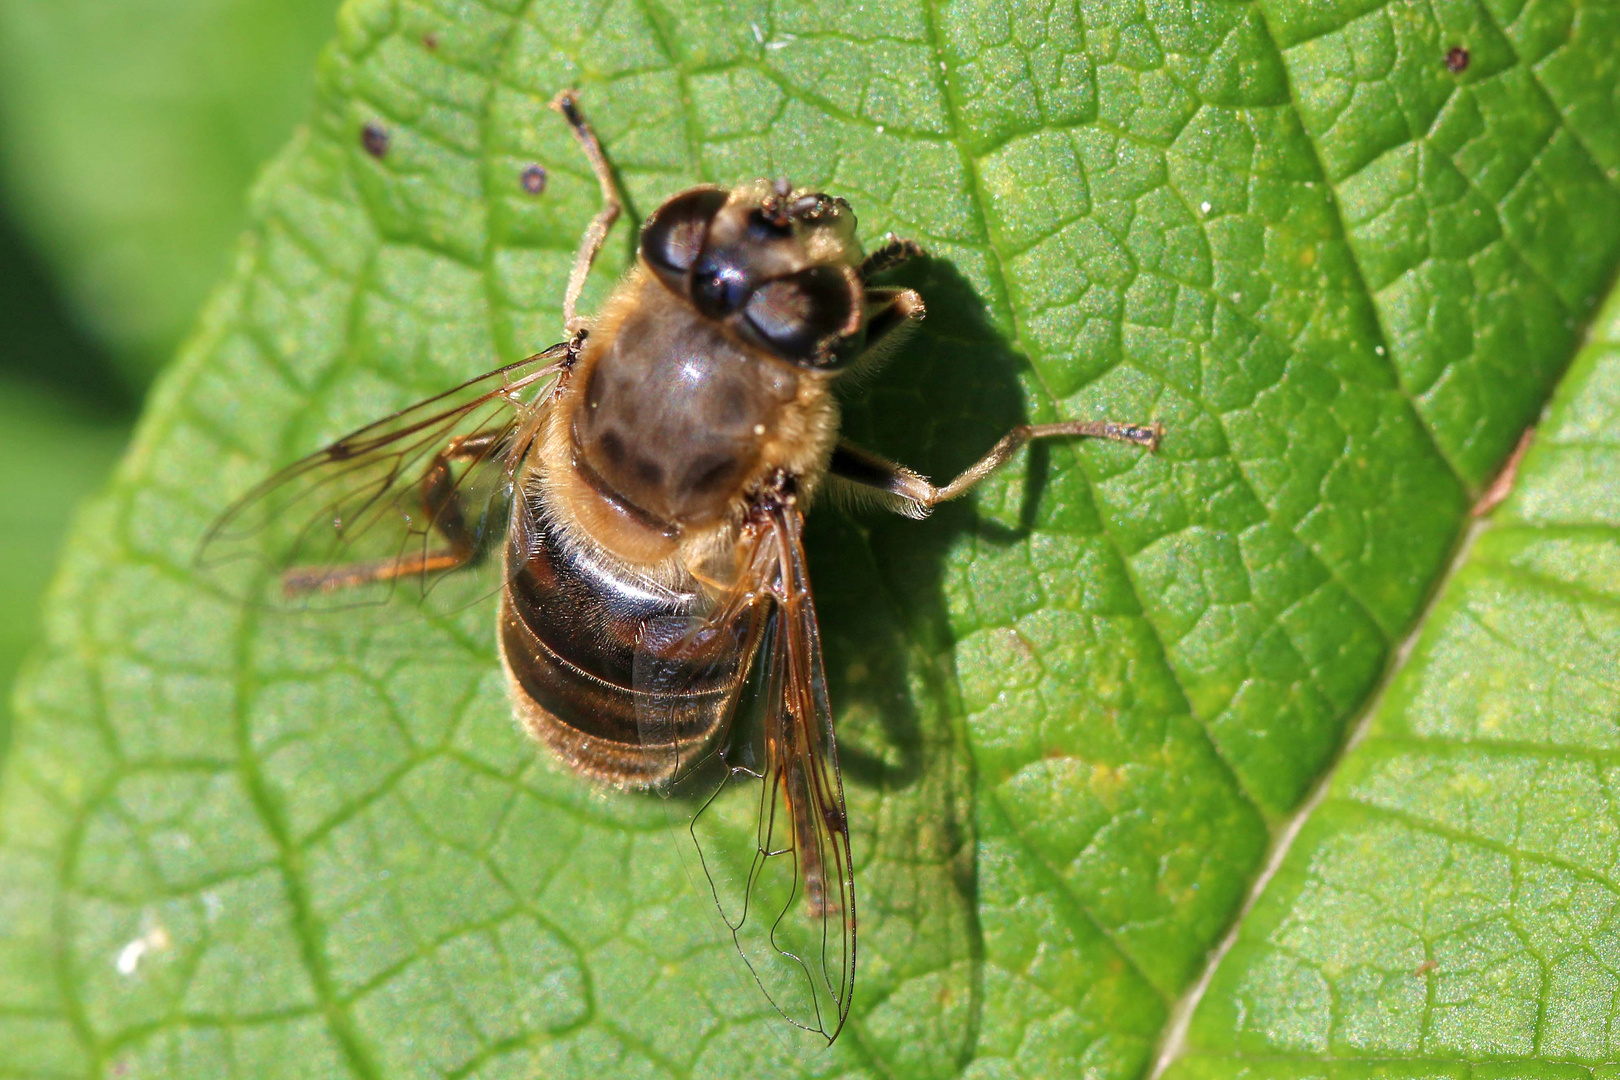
[
  {"xmin": 860, "ymin": 287, "xmax": 925, "ymax": 359},
  {"xmin": 281, "ymin": 430, "xmax": 507, "ymax": 595},
  {"xmin": 551, "ymin": 89, "xmax": 622, "ymax": 336},
  {"xmin": 826, "ymin": 443, "xmax": 935, "ymax": 518},
  {"xmin": 859, "ymin": 234, "xmax": 926, "ymax": 279},
  {"xmin": 829, "ymin": 418, "xmax": 1163, "ymax": 516}
]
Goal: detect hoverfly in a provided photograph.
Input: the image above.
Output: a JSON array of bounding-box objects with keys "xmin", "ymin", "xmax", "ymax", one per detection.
[{"xmin": 198, "ymin": 90, "xmax": 1162, "ymax": 1044}]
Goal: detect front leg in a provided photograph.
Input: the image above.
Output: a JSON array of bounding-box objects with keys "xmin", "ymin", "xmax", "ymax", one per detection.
[
  {"xmin": 860, "ymin": 234, "xmax": 926, "ymax": 279},
  {"xmin": 551, "ymin": 90, "xmax": 622, "ymax": 336},
  {"xmin": 830, "ymin": 419, "xmax": 1163, "ymax": 517},
  {"xmin": 860, "ymin": 287, "xmax": 926, "ymax": 361}
]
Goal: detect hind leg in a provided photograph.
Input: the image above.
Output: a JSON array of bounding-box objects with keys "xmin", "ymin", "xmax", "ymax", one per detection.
[{"xmin": 280, "ymin": 430, "xmax": 507, "ymax": 595}]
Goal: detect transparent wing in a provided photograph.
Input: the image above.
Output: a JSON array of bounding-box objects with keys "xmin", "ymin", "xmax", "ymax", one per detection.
[
  {"xmin": 195, "ymin": 345, "xmax": 569, "ymax": 612},
  {"xmin": 635, "ymin": 500, "xmax": 856, "ymax": 1044}
]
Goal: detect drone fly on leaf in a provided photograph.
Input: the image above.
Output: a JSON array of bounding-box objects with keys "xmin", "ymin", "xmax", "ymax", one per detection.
[{"xmin": 198, "ymin": 90, "xmax": 1162, "ymax": 1044}]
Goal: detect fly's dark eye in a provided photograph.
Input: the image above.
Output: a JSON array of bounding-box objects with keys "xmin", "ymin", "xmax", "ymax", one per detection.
[
  {"xmin": 640, "ymin": 187, "xmax": 728, "ymax": 294},
  {"xmin": 691, "ymin": 209, "xmax": 802, "ymax": 317},
  {"xmin": 741, "ymin": 265, "xmax": 862, "ymax": 366},
  {"xmin": 691, "ymin": 252, "xmax": 753, "ymax": 317}
]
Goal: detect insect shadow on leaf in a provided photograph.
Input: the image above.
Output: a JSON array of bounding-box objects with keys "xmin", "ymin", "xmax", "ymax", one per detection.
[
  {"xmin": 821, "ymin": 255, "xmax": 1038, "ymax": 787},
  {"xmin": 770, "ymin": 253, "xmax": 1058, "ymax": 1058},
  {"xmin": 627, "ymin": 251, "xmax": 1054, "ymax": 1054}
]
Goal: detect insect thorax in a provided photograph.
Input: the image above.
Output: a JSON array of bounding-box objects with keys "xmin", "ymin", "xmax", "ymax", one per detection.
[{"xmin": 571, "ymin": 277, "xmax": 807, "ymax": 530}]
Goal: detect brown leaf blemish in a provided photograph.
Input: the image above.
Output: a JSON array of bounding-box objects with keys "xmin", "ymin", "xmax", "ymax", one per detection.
[
  {"xmin": 361, "ymin": 122, "xmax": 390, "ymax": 158},
  {"xmin": 1472, "ymin": 427, "xmax": 1535, "ymax": 517}
]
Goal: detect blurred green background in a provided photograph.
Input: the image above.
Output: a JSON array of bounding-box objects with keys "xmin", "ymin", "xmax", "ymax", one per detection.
[{"xmin": 0, "ymin": 0, "xmax": 340, "ymax": 760}]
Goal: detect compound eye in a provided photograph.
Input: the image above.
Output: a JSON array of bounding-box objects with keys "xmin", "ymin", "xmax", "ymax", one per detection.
[
  {"xmin": 640, "ymin": 187, "xmax": 729, "ymax": 294},
  {"xmin": 691, "ymin": 249, "xmax": 754, "ymax": 318},
  {"xmin": 742, "ymin": 264, "xmax": 863, "ymax": 367}
]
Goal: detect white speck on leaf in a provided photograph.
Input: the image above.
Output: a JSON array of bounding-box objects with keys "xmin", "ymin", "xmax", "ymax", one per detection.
[
  {"xmin": 115, "ymin": 926, "xmax": 171, "ymax": 976},
  {"xmin": 1200, "ymin": 201, "xmax": 1211, "ymax": 214}
]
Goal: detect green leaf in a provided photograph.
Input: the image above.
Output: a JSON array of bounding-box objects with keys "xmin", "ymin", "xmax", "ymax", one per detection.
[
  {"xmin": 2, "ymin": 0, "xmax": 1618, "ymax": 1076},
  {"xmin": 1165, "ymin": 266, "xmax": 1620, "ymax": 1076},
  {"xmin": 0, "ymin": 0, "xmax": 341, "ymax": 384}
]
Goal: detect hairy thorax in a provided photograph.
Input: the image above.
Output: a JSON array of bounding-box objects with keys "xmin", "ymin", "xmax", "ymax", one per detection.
[{"xmin": 533, "ymin": 269, "xmax": 840, "ymax": 583}]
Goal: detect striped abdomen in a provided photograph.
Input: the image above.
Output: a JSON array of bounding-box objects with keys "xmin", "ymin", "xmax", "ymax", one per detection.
[{"xmin": 498, "ymin": 510, "xmax": 748, "ymax": 787}]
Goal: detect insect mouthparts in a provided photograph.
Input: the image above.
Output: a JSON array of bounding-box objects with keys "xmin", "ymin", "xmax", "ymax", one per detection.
[{"xmin": 759, "ymin": 182, "xmax": 795, "ymax": 227}]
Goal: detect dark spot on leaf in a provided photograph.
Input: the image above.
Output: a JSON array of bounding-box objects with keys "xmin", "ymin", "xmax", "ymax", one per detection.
[
  {"xmin": 361, "ymin": 122, "xmax": 390, "ymax": 158},
  {"xmin": 422, "ymin": 32, "xmax": 439, "ymax": 50},
  {"xmin": 521, "ymin": 164, "xmax": 547, "ymax": 195},
  {"xmin": 1445, "ymin": 46, "xmax": 1469, "ymax": 73}
]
